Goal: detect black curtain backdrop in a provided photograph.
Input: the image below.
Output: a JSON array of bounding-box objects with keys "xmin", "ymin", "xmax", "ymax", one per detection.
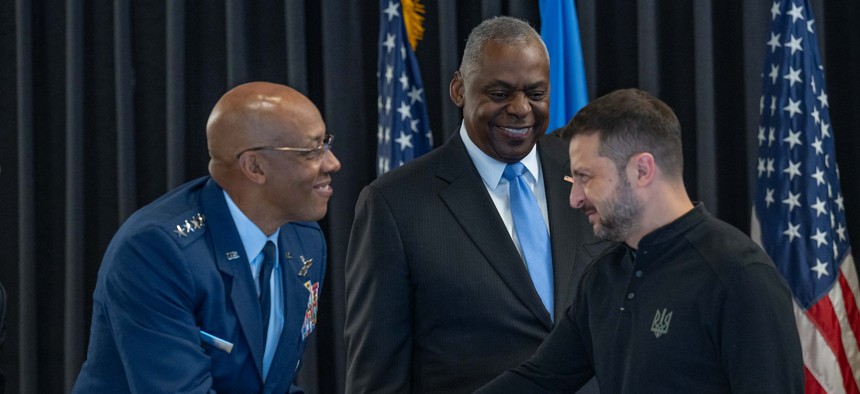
[{"xmin": 2, "ymin": 1, "xmax": 859, "ymax": 393}]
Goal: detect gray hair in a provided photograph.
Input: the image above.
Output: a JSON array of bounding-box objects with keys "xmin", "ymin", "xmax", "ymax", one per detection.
[{"xmin": 459, "ymin": 16, "xmax": 548, "ymax": 80}]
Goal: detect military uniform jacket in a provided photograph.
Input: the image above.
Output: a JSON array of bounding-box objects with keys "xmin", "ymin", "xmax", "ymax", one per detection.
[{"xmin": 73, "ymin": 177, "xmax": 326, "ymax": 394}]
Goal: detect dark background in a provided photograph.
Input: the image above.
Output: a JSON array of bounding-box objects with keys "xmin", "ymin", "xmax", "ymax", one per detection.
[{"xmin": 2, "ymin": 1, "xmax": 858, "ymax": 393}]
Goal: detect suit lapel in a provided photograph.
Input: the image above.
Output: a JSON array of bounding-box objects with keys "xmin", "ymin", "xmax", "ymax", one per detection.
[
  {"xmin": 437, "ymin": 136, "xmax": 553, "ymax": 329},
  {"xmin": 539, "ymin": 136, "xmax": 581, "ymax": 319},
  {"xmin": 200, "ymin": 179, "xmax": 267, "ymax": 380},
  {"xmin": 266, "ymin": 226, "xmax": 311, "ymax": 391}
]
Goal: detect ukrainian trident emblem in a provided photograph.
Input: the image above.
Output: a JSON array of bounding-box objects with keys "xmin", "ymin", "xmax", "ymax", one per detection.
[{"xmin": 650, "ymin": 308, "xmax": 673, "ymax": 338}]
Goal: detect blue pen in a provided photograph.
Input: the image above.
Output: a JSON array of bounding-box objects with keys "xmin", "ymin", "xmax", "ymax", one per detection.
[{"xmin": 200, "ymin": 330, "xmax": 234, "ymax": 353}]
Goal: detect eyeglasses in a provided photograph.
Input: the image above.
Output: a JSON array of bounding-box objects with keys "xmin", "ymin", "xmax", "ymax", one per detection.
[
  {"xmin": 236, "ymin": 134, "xmax": 334, "ymax": 161},
  {"xmin": 563, "ymin": 175, "xmax": 575, "ymax": 184}
]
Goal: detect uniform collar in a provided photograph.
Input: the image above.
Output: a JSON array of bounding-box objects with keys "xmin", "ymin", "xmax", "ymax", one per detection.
[{"xmin": 222, "ymin": 190, "xmax": 280, "ymax": 264}]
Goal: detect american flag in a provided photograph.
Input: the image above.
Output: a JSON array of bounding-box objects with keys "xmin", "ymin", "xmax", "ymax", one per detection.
[
  {"xmin": 377, "ymin": 0, "xmax": 432, "ymax": 176},
  {"xmin": 751, "ymin": 1, "xmax": 860, "ymax": 392}
]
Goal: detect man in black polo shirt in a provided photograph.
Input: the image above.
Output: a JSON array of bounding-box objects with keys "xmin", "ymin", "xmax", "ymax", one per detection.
[{"xmin": 478, "ymin": 88, "xmax": 803, "ymax": 393}]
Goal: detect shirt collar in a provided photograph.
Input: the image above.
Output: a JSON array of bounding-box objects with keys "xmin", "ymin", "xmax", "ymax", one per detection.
[
  {"xmin": 638, "ymin": 203, "xmax": 708, "ymax": 250},
  {"xmin": 459, "ymin": 121, "xmax": 541, "ymax": 189},
  {"xmin": 223, "ymin": 190, "xmax": 280, "ymax": 265}
]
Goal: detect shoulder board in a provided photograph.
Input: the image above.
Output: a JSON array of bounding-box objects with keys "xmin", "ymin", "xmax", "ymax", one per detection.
[{"xmin": 163, "ymin": 211, "xmax": 208, "ymax": 246}]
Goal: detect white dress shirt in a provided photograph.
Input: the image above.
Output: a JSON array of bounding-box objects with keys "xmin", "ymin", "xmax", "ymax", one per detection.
[{"xmin": 459, "ymin": 122, "xmax": 550, "ymax": 261}]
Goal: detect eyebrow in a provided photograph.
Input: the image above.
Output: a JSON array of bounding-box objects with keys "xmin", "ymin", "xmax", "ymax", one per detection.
[
  {"xmin": 571, "ymin": 169, "xmax": 591, "ymax": 177},
  {"xmin": 482, "ymin": 80, "xmax": 548, "ymax": 90},
  {"xmin": 523, "ymin": 81, "xmax": 549, "ymax": 90},
  {"xmin": 299, "ymin": 133, "xmax": 325, "ymax": 144}
]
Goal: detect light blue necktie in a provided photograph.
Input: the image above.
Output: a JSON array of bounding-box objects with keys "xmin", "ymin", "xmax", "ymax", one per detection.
[{"xmin": 503, "ymin": 162, "xmax": 554, "ymax": 320}]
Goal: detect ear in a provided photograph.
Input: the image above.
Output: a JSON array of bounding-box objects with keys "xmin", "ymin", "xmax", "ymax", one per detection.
[
  {"xmin": 628, "ymin": 152, "xmax": 656, "ymax": 187},
  {"xmin": 449, "ymin": 71, "xmax": 465, "ymax": 108},
  {"xmin": 237, "ymin": 153, "xmax": 267, "ymax": 185}
]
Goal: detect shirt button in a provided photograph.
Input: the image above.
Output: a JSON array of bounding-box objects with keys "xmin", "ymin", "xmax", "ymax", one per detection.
[
  {"xmin": 627, "ymin": 292, "xmax": 635, "ymax": 299},
  {"xmin": 635, "ymin": 270, "xmax": 643, "ymax": 278}
]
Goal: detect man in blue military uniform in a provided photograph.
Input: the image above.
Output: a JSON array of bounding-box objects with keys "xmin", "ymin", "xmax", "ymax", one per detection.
[{"xmin": 74, "ymin": 82, "xmax": 341, "ymax": 393}]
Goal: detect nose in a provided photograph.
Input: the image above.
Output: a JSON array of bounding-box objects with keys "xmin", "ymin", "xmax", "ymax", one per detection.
[
  {"xmin": 506, "ymin": 92, "xmax": 530, "ymax": 118},
  {"xmin": 322, "ymin": 149, "xmax": 341, "ymax": 173},
  {"xmin": 569, "ymin": 180, "xmax": 585, "ymax": 209}
]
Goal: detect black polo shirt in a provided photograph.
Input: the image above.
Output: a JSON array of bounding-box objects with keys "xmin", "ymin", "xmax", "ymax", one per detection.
[{"xmin": 478, "ymin": 204, "xmax": 804, "ymax": 393}]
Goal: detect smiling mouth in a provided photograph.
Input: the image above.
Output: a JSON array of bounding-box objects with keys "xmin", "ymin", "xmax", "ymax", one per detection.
[
  {"xmin": 498, "ymin": 125, "xmax": 532, "ymax": 136},
  {"xmin": 583, "ymin": 208, "xmax": 598, "ymax": 222},
  {"xmin": 313, "ymin": 179, "xmax": 333, "ymax": 195}
]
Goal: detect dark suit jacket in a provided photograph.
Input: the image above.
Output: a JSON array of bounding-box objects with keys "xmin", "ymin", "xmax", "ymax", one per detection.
[
  {"xmin": 73, "ymin": 177, "xmax": 326, "ymax": 394},
  {"xmin": 345, "ymin": 133, "xmax": 606, "ymax": 393}
]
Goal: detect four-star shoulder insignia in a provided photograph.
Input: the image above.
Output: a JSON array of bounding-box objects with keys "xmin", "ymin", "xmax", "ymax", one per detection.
[{"xmin": 174, "ymin": 213, "xmax": 206, "ymax": 237}]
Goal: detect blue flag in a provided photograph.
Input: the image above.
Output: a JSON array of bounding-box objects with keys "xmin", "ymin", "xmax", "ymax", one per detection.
[
  {"xmin": 539, "ymin": 0, "xmax": 588, "ymax": 132},
  {"xmin": 377, "ymin": 0, "xmax": 432, "ymax": 176},
  {"xmin": 751, "ymin": 0, "xmax": 860, "ymax": 390}
]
